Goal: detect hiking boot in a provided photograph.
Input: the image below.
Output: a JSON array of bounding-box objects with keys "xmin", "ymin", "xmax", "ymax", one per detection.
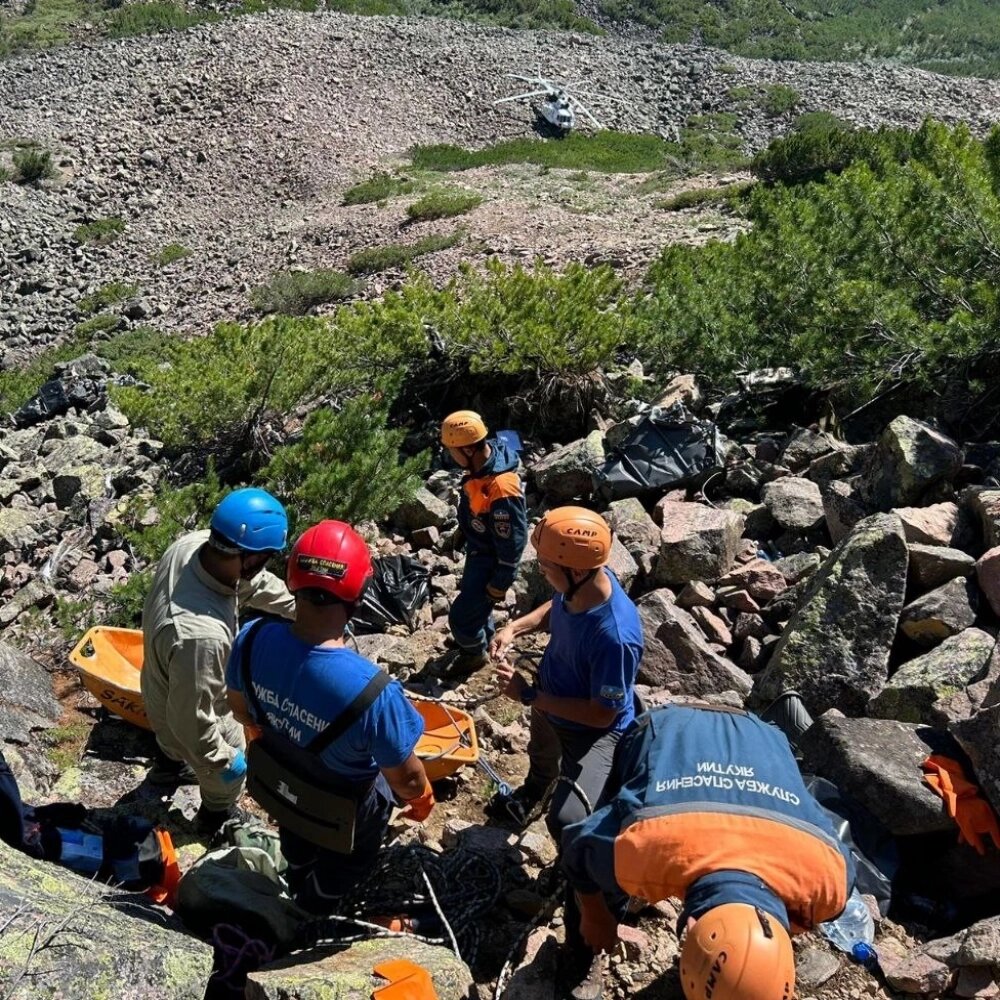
[
  {"xmin": 560, "ymin": 948, "xmax": 604, "ymax": 1000},
  {"xmin": 436, "ymin": 648, "xmax": 490, "ymax": 679},
  {"xmin": 195, "ymin": 803, "xmax": 252, "ymax": 835},
  {"xmin": 148, "ymin": 756, "xmax": 198, "ymax": 787}
]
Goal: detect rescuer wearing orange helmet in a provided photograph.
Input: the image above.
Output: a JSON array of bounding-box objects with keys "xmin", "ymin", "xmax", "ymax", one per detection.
[
  {"xmin": 440, "ymin": 410, "xmax": 527, "ymax": 677},
  {"xmin": 490, "ymin": 506, "xmax": 644, "ymax": 998},
  {"xmin": 560, "ymin": 703, "xmax": 857, "ymax": 1000},
  {"xmin": 225, "ymin": 520, "xmax": 433, "ymax": 911}
]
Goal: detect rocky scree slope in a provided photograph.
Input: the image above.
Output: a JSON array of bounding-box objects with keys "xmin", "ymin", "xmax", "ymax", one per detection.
[{"xmin": 2, "ymin": 11, "xmax": 1000, "ymax": 354}]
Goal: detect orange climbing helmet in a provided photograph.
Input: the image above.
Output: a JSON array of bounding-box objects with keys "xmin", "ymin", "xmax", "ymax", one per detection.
[
  {"xmin": 679, "ymin": 903, "xmax": 794, "ymax": 1000},
  {"xmin": 530, "ymin": 506, "xmax": 611, "ymax": 570},
  {"xmin": 441, "ymin": 410, "xmax": 488, "ymax": 449}
]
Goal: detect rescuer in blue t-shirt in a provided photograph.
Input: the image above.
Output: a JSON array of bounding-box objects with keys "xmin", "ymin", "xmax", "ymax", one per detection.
[{"xmin": 226, "ymin": 520, "xmax": 433, "ymax": 912}]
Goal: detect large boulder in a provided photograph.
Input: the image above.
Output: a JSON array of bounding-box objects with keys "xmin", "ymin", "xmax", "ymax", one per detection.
[
  {"xmin": 965, "ymin": 489, "xmax": 1000, "ymax": 550},
  {"xmin": 530, "ymin": 432, "xmax": 604, "ymax": 503},
  {"xmin": 0, "ymin": 641, "xmax": 60, "ymax": 742},
  {"xmin": 821, "ymin": 480, "xmax": 868, "ymax": 545},
  {"xmin": 0, "ymin": 507, "xmax": 48, "ymax": 556},
  {"xmin": 779, "ymin": 427, "xmax": 840, "ymax": 472},
  {"xmin": 247, "ymin": 937, "xmax": 474, "ymax": 1000},
  {"xmin": 869, "ymin": 628, "xmax": 997, "ymax": 724},
  {"xmin": 975, "ymin": 546, "xmax": 1000, "ymax": 617},
  {"xmin": 951, "ymin": 703, "xmax": 1000, "ymax": 814},
  {"xmin": 923, "ymin": 915, "xmax": 1000, "ymax": 973},
  {"xmin": 752, "ymin": 514, "xmax": 909, "ymax": 716},
  {"xmin": 894, "ymin": 502, "xmax": 964, "ymax": 547},
  {"xmin": 654, "ymin": 502, "xmax": 744, "ymax": 586},
  {"xmin": 391, "ymin": 487, "xmax": 452, "ymax": 532},
  {"xmin": 760, "ymin": 476, "xmax": 824, "ymax": 533},
  {"xmin": 898, "ymin": 577, "xmax": 978, "ymax": 647},
  {"xmin": 798, "ymin": 714, "xmax": 958, "ymax": 835},
  {"xmin": 908, "ymin": 544, "xmax": 976, "ymax": 592},
  {"xmin": 605, "ymin": 497, "xmax": 660, "ymax": 578},
  {"xmin": 636, "ymin": 590, "xmax": 752, "ymax": 697},
  {"xmin": 859, "ymin": 416, "xmax": 963, "ymax": 510},
  {"xmin": 0, "ymin": 840, "xmax": 213, "ymax": 998}
]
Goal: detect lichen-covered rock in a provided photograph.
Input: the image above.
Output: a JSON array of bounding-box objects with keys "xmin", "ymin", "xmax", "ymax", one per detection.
[
  {"xmin": 860, "ymin": 416, "xmax": 963, "ymax": 510},
  {"xmin": 899, "ymin": 577, "xmax": 978, "ymax": 646},
  {"xmin": 760, "ymin": 476, "xmax": 825, "ymax": 532},
  {"xmin": 0, "ymin": 641, "xmax": 61, "ymax": 742},
  {"xmin": 822, "ymin": 479, "xmax": 868, "ymax": 545},
  {"xmin": 752, "ymin": 514, "xmax": 908, "ymax": 716},
  {"xmin": 869, "ymin": 628, "xmax": 996, "ymax": 724},
  {"xmin": 391, "ymin": 487, "xmax": 452, "ymax": 532},
  {"xmin": 0, "ymin": 840, "xmax": 213, "ymax": 999},
  {"xmin": 605, "ymin": 497, "xmax": 660, "ymax": 577},
  {"xmin": 246, "ymin": 937, "xmax": 474, "ymax": 1000},
  {"xmin": 530, "ymin": 431, "xmax": 604, "ymax": 503}
]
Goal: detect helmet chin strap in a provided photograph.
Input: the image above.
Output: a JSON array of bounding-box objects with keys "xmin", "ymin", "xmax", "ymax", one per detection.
[{"xmin": 563, "ymin": 567, "xmax": 597, "ymax": 603}]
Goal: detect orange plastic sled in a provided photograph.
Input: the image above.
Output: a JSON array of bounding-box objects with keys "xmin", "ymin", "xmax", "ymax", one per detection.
[
  {"xmin": 410, "ymin": 698, "xmax": 480, "ymax": 782},
  {"xmin": 68, "ymin": 627, "xmax": 150, "ymax": 730}
]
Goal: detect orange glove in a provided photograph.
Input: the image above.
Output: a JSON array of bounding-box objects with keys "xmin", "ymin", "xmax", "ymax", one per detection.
[
  {"xmin": 400, "ymin": 778, "xmax": 435, "ymax": 823},
  {"xmin": 922, "ymin": 755, "xmax": 1000, "ymax": 855},
  {"xmin": 373, "ymin": 959, "xmax": 439, "ymax": 1000}
]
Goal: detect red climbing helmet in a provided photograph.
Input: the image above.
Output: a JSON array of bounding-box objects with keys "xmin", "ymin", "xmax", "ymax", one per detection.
[{"xmin": 287, "ymin": 520, "xmax": 373, "ymax": 603}]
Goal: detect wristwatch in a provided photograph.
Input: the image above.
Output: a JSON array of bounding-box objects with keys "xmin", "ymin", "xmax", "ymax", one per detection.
[{"xmin": 519, "ymin": 684, "xmax": 539, "ymax": 706}]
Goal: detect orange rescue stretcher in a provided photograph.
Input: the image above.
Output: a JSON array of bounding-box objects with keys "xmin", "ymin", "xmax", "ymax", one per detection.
[{"xmin": 67, "ymin": 626, "xmax": 479, "ymax": 780}]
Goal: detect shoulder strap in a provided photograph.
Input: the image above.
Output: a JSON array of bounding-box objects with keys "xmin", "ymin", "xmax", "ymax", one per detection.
[
  {"xmin": 307, "ymin": 670, "xmax": 390, "ymax": 755},
  {"xmin": 239, "ymin": 618, "xmax": 271, "ymax": 724}
]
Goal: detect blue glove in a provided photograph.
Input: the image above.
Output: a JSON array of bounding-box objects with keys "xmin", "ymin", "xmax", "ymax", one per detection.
[{"xmin": 220, "ymin": 750, "xmax": 247, "ymax": 784}]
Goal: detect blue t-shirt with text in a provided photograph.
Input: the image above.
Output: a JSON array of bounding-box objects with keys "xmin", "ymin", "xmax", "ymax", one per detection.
[
  {"xmin": 538, "ymin": 569, "xmax": 643, "ymax": 732},
  {"xmin": 226, "ymin": 620, "xmax": 423, "ymax": 782}
]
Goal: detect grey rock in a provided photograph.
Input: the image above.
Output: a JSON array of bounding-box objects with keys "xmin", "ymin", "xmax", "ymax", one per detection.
[
  {"xmin": 0, "ymin": 507, "xmax": 48, "ymax": 555},
  {"xmin": 391, "ymin": 487, "xmax": 452, "ymax": 531},
  {"xmin": 952, "ymin": 703, "xmax": 1000, "ymax": 814},
  {"xmin": 655, "ymin": 501, "xmax": 744, "ymax": 585},
  {"xmin": 247, "ymin": 937, "xmax": 473, "ymax": 1000},
  {"xmin": 794, "ymin": 945, "xmax": 841, "ymax": 990},
  {"xmin": 39, "ymin": 434, "xmax": 108, "ymax": 474},
  {"xmin": 965, "ymin": 489, "xmax": 1000, "ymax": 550},
  {"xmin": 894, "ymin": 502, "xmax": 965, "ymax": 547},
  {"xmin": 636, "ymin": 589, "xmax": 752, "ymax": 697},
  {"xmin": 530, "ymin": 431, "xmax": 604, "ymax": 502},
  {"xmin": 675, "ymin": 580, "xmax": 714, "ymax": 608},
  {"xmin": 606, "ymin": 497, "xmax": 659, "ymax": 575},
  {"xmin": 772, "ymin": 552, "xmax": 821, "ymax": 586},
  {"xmin": 779, "ymin": 427, "xmax": 839, "ymax": 472},
  {"xmin": 822, "ymin": 479, "xmax": 868, "ymax": 545},
  {"xmin": 760, "ymin": 476, "xmax": 825, "ymax": 532},
  {"xmin": 52, "ymin": 463, "xmax": 108, "ymax": 509},
  {"xmin": 909, "ymin": 543, "xmax": 976, "ymax": 591},
  {"xmin": 0, "ymin": 640, "xmax": 61, "ymax": 742},
  {"xmin": 899, "ymin": 577, "xmax": 978, "ymax": 647},
  {"xmin": 924, "ymin": 915, "xmax": 1000, "ymax": 972},
  {"xmin": 860, "ymin": 416, "xmax": 963, "ymax": 510},
  {"xmin": 798, "ymin": 714, "xmax": 958, "ymax": 835},
  {"xmin": 0, "ymin": 840, "xmax": 213, "ymax": 999},
  {"xmin": 870, "ymin": 628, "xmax": 996, "ymax": 724},
  {"xmin": 753, "ymin": 514, "xmax": 909, "ymax": 716}
]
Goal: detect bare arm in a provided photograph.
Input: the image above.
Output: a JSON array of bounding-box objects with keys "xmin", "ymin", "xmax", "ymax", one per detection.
[{"xmin": 381, "ymin": 752, "xmax": 429, "ymax": 803}]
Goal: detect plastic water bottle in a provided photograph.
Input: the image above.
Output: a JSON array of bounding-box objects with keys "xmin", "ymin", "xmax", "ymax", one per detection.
[{"xmin": 819, "ymin": 888, "xmax": 878, "ymax": 968}]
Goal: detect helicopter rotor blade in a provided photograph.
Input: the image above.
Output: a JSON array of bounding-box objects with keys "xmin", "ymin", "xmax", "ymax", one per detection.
[
  {"xmin": 569, "ymin": 97, "xmax": 602, "ymax": 129},
  {"xmin": 494, "ymin": 90, "xmax": 553, "ymax": 105}
]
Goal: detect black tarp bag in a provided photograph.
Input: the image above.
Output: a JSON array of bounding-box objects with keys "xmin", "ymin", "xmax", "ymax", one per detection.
[
  {"xmin": 351, "ymin": 555, "xmax": 431, "ymax": 635},
  {"xmin": 593, "ymin": 404, "xmax": 728, "ymax": 502}
]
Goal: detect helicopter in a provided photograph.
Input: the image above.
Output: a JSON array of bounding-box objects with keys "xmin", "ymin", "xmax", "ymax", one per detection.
[{"xmin": 493, "ymin": 74, "xmax": 603, "ymax": 134}]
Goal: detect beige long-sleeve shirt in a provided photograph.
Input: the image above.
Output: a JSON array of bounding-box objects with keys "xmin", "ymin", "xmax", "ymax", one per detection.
[{"xmin": 140, "ymin": 529, "xmax": 296, "ymax": 769}]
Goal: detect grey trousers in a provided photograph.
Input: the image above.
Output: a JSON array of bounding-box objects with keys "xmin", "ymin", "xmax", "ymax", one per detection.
[{"xmin": 525, "ymin": 708, "xmax": 622, "ymax": 841}]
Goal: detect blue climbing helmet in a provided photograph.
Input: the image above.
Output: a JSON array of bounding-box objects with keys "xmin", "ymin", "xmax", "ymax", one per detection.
[{"xmin": 210, "ymin": 488, "xmax": 288, "ymax": 553}]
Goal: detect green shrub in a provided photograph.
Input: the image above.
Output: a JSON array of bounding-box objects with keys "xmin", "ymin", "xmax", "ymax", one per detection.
[
  {"xmin": 78, "ymin": 280, "xmax": 138, "ymax": 315},
  {"xmin": 406, "ymin": 190, "xmax": 482, "ymax": 222},
  {"xmin": 658, "ymin": 181, "xmax": 752, "ymax": 211},
  {"xmin": 13, "ymin": 147, "xmax": 55, "ymax": 184},
  {"xmin": 262, "ymin": 398, "xmax": 427, "ymax": 529},
  {"xmin": 347, "ymin": 231, "xmax": 462, "ymax": 274},
  {"xmin": 0, "ymin": 332, "xmax": 90, "ymax": 412},
  {"xmin": 342, "ymin": 173, "xmax": 414, "ymax": 205},
  {"xmin": 154, "ymin": 242, "xmax": 192, "ymax": 266},
  {"xmin": 73, "ymin": 217, "xmax": 125, "ymax": 245},
  {"xmin": 0, "ymin": 166, "xmax": 11, "ymax": 183},
  {"xmin": 761, "ymin": 84, "xmax": 799, "ymax": 117},
  {"xmin": 0, "ymin": 0, "xmax": 86, "ymax": 55},
  {"xmin": 104, "ymin": 1, "xmax": 206, "ymax": 37},
  {"xmin": 411, "ymin": 132, "xmax": 677, "ymax": 174},
  {"xmin": 105, "ymin": 571, "xmax": 152, "ymax": 628},
  {"xmin": 75, "ymin": 313, "xmax": 120, "ymax": 337},
  {"xmin": 251, "ymin": 269, "xmax": 359, "ymax": 315}
]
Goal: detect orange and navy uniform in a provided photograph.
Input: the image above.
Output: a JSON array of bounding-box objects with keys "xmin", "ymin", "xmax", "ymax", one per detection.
[
  {"xmin": 561, "ymin": 704, "xmax": 854, "ymax": 932},
  {"xmin": 456, "ymin": 436, "xmax": 527, "ymax": 592}
]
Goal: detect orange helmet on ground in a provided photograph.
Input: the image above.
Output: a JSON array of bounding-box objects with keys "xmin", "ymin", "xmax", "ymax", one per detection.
[
  {"xmin": 530, "ymin": 506, "xmax": 612, "ymax": 570},
  {"xmin": 679, "ymin": 903, "xmax": 794, "ymax": 1000},
  {"xmin": 441, "ymin": 410, "xmax": 488, "ymax": 448}
]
